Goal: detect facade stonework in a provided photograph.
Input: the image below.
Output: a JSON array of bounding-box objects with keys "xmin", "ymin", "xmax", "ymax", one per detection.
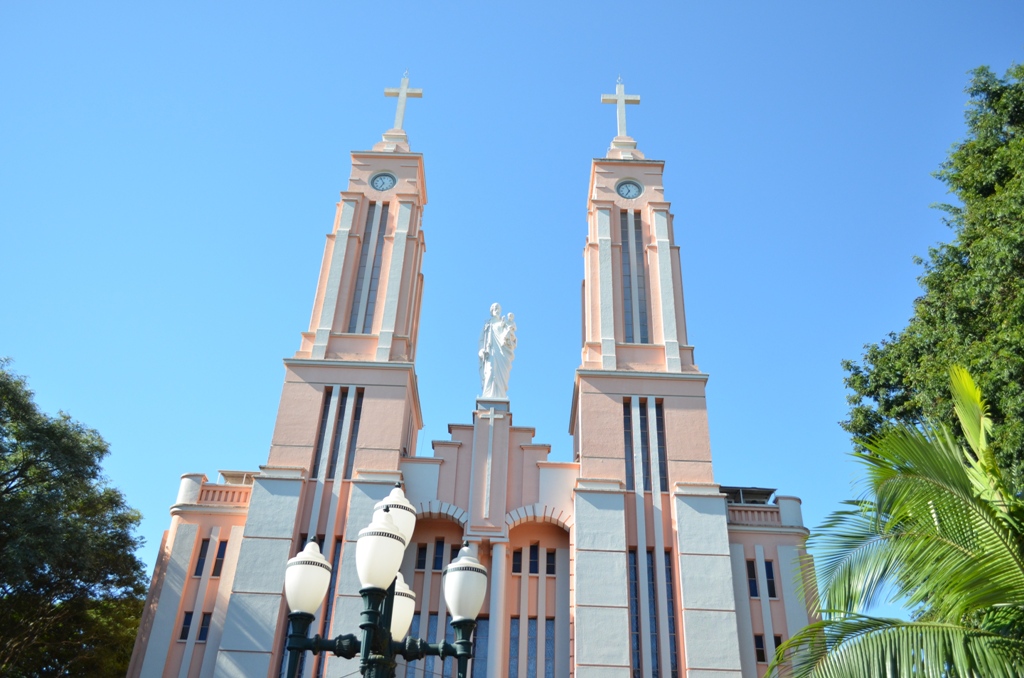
[{"xmin": 128, "ymin": 92, "xmax": 813, "ymax": 678}]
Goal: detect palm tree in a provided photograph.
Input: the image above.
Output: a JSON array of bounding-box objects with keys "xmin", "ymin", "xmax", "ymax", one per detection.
[{"xmin": 769, "ymin": 366, "xmax": 1024, "ymax": 677}]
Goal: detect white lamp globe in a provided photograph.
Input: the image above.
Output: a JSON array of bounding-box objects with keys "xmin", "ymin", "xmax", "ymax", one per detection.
[
  {"xmin": 390, "ymin": 573, "xmax": 416, "ymax": 640},
  {"xmin": 373, "ymin": 484, "xmax": 417, "ymax": 544},
  {"xmin": 284, "ymin": 541, "xmax": 332, "ymax": 614},
  {"xmin": 443, "ymin": 542, "xmax": 488, "ymax": 622},
  {"xmin": 356, "ymin": 508, "xmax": 408, "ymax": 590}
]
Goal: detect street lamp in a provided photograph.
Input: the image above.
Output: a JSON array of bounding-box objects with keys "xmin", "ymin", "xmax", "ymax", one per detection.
[{"xmin": 283, "ymin": 484, "xmax": 488, "ymax": 678}]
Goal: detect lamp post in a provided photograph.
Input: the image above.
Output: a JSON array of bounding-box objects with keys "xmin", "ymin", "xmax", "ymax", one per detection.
[{"xmin": 282, "ymin": 484, "xmax": 488, "ymax": 678}]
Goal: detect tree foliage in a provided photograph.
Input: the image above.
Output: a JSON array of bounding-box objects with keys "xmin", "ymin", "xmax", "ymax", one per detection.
[
  {"xmin": 0, "ymin": 359, "xmax": 146, "ymax": 676},
  {"xmin": 842, "ymin": 63, "xmax": 1024, "ymax": 490},
  {"xmin": 770, "ymin": 367, "xmax": 1024, "ymax": 677}
]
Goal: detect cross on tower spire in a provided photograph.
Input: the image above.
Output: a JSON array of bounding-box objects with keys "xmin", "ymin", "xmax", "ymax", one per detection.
[
  {"xmin": 600, "ymin": 78, "xmax": 640, "ymax": 138},
  {"xmin": 384, "ymin": 72, "xmax": 423, "ymax": 131}
]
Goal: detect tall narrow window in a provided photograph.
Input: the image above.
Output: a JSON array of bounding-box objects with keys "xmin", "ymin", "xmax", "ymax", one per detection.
[
  {"xmin": 664, "ymin": 552, "xmax": 680, "ymax": 678},
  {"xmin": 544, "ymin": 619, "xmax": 555, "ymax": 678},
  {"xmin": 327, "ymin": 389, "xmax": 350, "ymax": 479},
  {"xmin": 450, "ymin": 543, "xmax": 462, "ymax": 564},
  {"xmin": 620, "ymin": 211, "xmax": 635, "ymax": 343},
  {"xmin": 415, "ymin": 544, "xmax": 427, "ymax": 570},
  {"xmin": 655, "ymin": 400, "xmax": 669, "ymax": 492},
  {"xmin": 529, "ymin": 544, "xmax": 539, "ymax": 574},
  {"xmin": 646, "ymin": 550, "xmax": 661, "ymax": 678},
  {"xmin": 315, "ymin": 540, "xmax": 343, "ymax": 678},
  {"xmin": 754, "ymin": 635, "xmax": 767, "ymax": 663},
  {"xmin": 774, "ymin": 635, "xmax": 783, "ymax": 657},
  {"xmin": 179, "ymin": 611, "xmax": 193, "ymax": 641},
  {"xmin": 628, "ymin": 550, "xmax": 642, "ymax": 678},
  {"xmin": 443, "ymin": 615, "xmax": 455, "ymax": 678},
  {"xmin": 527, "ymin": 618, "xmax": 538, "ymax": 678},
  {"xmin": 348, "ymin": 203, "xmax": 377, "ymax": 333},
  {"xmin": 471, "ymin": 618, "xmax": 489, "ymax": 678},
  {"xmin": 633, "ymin": 212, "xmax": 649, "ymax": 344},
  {"xmin": 433, "ymin": 539, "xmax": 445, "ymax": 571},
  {"xmin": 546, "ymin": 550, "xmax": 556, "ymax": 575},
  {"xmin": 341, "ymin": 389, "xmax": 363, "ymax": 480},
  {"xmin": 361, "ymin": 203, "xmax": 390, "ymax": 334},
  {"xmin": 311, "ymin": 387, "xmax": 333, "ymax": 478},
  {"xmin": 198, "ymin": 612, "xmax": 212, "ymax": 642},
  {"xmin": 211, "ymin": 540, "xmax": 228, "ymax": 577},
  {"xmin": 746, "ymin": 560, "xmax": 759, "ymax": 597},
  {"xmin": 765, "ymin": 560, "xmax": 778, "ymax": 598},
  {"xmin": 194, "ymin": 540, "xmax": 209, "ymax": 577},
  {"xmin": 509, "ymin": 618, "xmax": 520, "ymax": 677},
  {"xmin": 623, "ymin": 398, "xmax": 635, "ymax": 491},
  {"xmin": 424, "ymin": 613, "xmax": 439, "ymax": 676},
  {"xmin": 639, "ymin": 398, "xmax": 652, "ymax": 492},
  {"xmin": 512, "ymin": 549, "xmax": 522, "ymax": 574}
]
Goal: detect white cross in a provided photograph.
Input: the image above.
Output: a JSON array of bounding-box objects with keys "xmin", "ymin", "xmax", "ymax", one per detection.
[
  {"xmin": 384, "ymin": 72, "xmax": 423, "ymax": 131},
  {"xmin": 601, "ymin": 79, "xmax": 640, "ymax": 138}
]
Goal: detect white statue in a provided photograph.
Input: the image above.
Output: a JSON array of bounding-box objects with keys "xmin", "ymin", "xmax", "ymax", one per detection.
[{"xmin": 478, "ymin": 303, "xmax": 517, "ymax": 399}]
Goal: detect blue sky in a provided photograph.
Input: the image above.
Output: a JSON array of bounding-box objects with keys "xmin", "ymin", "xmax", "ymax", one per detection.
[{"xmin": 2, "ymin": 1, "xmax": 1022, "ymax": 608}]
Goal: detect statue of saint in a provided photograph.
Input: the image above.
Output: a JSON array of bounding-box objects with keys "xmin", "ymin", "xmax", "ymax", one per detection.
[{"xmin": 478, "ymin": 303, "xmax": 517, "ymax": 399}]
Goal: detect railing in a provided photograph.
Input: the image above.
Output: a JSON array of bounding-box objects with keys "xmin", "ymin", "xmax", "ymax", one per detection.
[
  {"xmin": 727, "ymin": 505, "xmax": 781, "ymax": 526},
  {"xmin": 198, "ymin": 484, "xmax": 251, "ymax": 506}
]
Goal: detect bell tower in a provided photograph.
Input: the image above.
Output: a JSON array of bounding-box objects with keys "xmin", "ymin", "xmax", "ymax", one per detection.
[{"xmin": 569, "ymin": 81, "xmax": 744, "ymax": 678}]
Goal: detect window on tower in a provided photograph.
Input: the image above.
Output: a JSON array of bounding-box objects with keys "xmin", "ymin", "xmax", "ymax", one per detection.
[
  {"xmin": 746, "ymin": 560, "xmax": 759, "ymax": 597},
  {"xmin": 765, "ymin": 560, "xmax": 778, "ymax": 598},
  {"xmin": 193, "ymin": 539, "xmax": 209, "ymax": 577},
  {"xmin": 619, "ymin": 210, "xmax": 650, "ymax": 344},
  {"xmin": 348, "ymin": 201, "xmax": 391, "ymax": 334},
  {"xmin": 326, "ymin": 388, "xmax": 349, "ymax": 479},
  {"xmin": 340, "ymin": 389, "xmax": 363, "ymax": 480},
  {"xmin": 627, "ymin": 549, "xmax": 642, "ymax": 678},
  {"xmin": 623, "ymin": 398, "xmax": 636, "ymax": 491},
  {"xmin": 639, "ymin": 398, "xmax": 652, "ymax": 492},
  {"xmin": 655, "ymin": 400, "xmax": 669, "ymax": 492},
  {"xmin": 754, "ymin": 634, "xmax": 767, "ymax": 663}
]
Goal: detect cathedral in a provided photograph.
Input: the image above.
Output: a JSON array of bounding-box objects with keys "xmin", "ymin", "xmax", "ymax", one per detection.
[{"xmin": 128, "ymin": 77, "xmax": 813, "ymax": 678}]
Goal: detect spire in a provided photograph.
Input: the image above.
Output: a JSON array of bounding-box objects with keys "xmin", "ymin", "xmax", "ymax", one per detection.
[
  {"xmin": 600, "ymin": 78, "xmax": 643, "ymax": 159},
  {"xmin": 377, "ymin": 72, "xmax": 422, "ymax": 152}
]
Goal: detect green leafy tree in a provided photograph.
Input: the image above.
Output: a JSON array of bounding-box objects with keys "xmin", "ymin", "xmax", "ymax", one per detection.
[
  {"xmin": 0, "ymin": 359, "xmax": 146, "ymax": 676},
  {"xmin": 770, "ymin": 367, "xmax": 1024, "ymax": 677},
  {"xmin": 843, "ymin": 63, "xmax": 1024, "ymax": 490}
]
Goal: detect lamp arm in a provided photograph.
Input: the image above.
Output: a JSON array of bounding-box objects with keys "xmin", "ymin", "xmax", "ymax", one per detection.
[{"xmin": 391, "ymin": 636, "xmax": 460, "ymax": 661}]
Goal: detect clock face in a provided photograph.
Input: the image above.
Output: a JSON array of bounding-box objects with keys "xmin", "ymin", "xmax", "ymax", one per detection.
[
  {"xmin": 371, "ymin": 173, "xmax": 397, "ymax": 191},
  {"xmin": 617, "ymin": 181, "xmax": 642, "ymax": 199}
]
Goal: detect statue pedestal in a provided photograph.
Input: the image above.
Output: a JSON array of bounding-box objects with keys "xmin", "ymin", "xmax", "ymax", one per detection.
[{"xmin": 475, "ymin": 397, "xmax": 510, "ymax": 413}]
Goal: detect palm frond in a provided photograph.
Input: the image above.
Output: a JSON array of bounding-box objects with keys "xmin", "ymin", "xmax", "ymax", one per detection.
[{"xmin": 768, "ymin": 614, "xmax": 1024, "ymax": 678}]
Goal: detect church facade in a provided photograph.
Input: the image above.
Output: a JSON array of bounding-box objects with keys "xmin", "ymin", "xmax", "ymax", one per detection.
[{"xmin": 128, "ymin": 78, "xmax": 814, "ymax": 678}]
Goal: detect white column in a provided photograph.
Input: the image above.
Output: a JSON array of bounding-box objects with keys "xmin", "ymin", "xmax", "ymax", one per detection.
[
  {"xmin": 376, "ymin": 200, "xmax": 413, "ymax": 361},
  {"xmin": 596, "ymin": 207, "xmax": 617, "ymax": 369},
  {"xmin": 537, "ymin": 548, "xmax": 548, "ymax": 677},
  {"xmin": 312, "ymin": 200, "xmax": 358, "ymax": 359},
  {"xmin": 755, "ymin": 545, "xmax": 776, "ymax": 657},
  {"xmin": 214, "ymin": 470, "xmax": 304, "ymax": 678},
  {"xmin": 729, "ymin": 544, "xmax": 757, "ymax": 678},
  {"xmin": 486, "ymin": 542, "xmax": 508, "ymax": 678},
  {"xmin": 554, "ymin": 548, "xmax": 571, "ymax": 677},
  {"xmin": 648, "ymin": 399, "xmax": 671, "ymax": 677},
  {"xmin": 630, "ymin": 397, "xmax": 652, "ymax": 678},
  {"xmin": 573, "ymin": 482, "xmax": 631, "ymax": 676},
  {"xmin": 652, "ymin": 209, "xmax": 681, "ymax": 372},
  {"xmin": 178, "ymin": 527, "xmax": 220, "ymax": 678},
  {"xmin": 199, "ymin": 526, "xmax": 244, "ymax": 678},
  {"xmin": 673, "ymin": 486, "xmax": 743, "ymax": 678},
  {"xmin": 140, "ymin": 523, "xmax": 198, "ymax": 678},
  {"xmin": 777, "ymin": 545, "xmax": 810, "ymax": 640}
]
